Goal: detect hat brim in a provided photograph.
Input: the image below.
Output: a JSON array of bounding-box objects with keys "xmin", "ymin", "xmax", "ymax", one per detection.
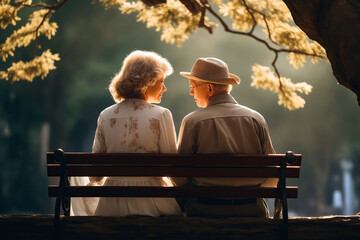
[{"xmin": 180, "ymin": 72, "xmax": 240, "ymax": 85}]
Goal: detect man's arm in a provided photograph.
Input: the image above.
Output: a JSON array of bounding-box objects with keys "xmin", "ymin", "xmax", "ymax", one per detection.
[
  {"xmin": 172, "ymin": 118, "xmax": 194, "ymax": 186},
  {"xmin": 260, "ymin": 121, "xmax": 278, "ymax": 187},
  {"xmin": 177, "ymin": 118, "xmax": 196, "ymax": 154},
  {"xmin": 261, "ymin": 121, "xmax": 275, "ymax": 155}
]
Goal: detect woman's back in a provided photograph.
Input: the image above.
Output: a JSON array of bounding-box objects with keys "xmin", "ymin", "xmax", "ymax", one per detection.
[
  {"xmin": 70, "ymin": 50, "xmax": 182, "ymax": 217},
  {"xmin": 93, "ymin": 99, "xmax": 181, "ymax": 217},
  {"xmin": 93, "ymin": 99, "xmax": 176, "ymax": 154}
]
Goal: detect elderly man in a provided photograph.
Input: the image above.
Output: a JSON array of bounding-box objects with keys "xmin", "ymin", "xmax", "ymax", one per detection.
[{"xmin": 176, "ymin": 57, "xmax": 276, "ymax": 217}]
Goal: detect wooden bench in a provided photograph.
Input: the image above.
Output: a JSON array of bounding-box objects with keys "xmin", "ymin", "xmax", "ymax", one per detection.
[{"xmin": 47, "ymin": 149, "xmax": 301, "ymax": 240}]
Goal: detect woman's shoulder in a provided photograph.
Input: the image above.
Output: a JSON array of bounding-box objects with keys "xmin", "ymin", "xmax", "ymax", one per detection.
[
  {"xmin": 126, "ymin": 99, "xmax": 168, "ymax": 114},
  {"xmin": 99, "ymin": 103, "xmax": 120, "ymax": 117},
  {"xmin": 99, "ymin": 100, "xmax": 172, "ymax": 118},
  {"xmin": 149, "ymin": 103, "xmax": 170, "ymax": 113},
  {"xmin": 143, "ymin": 103, "xmax": 173, "ymax": 119}
]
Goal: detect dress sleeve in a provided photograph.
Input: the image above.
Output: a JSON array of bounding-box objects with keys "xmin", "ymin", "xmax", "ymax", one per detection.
[
  {"xmin": 71, "ymin": 113, "xmax": 105, "ymax": 216},
  {"xmin": 92, "ymin": 113, "xmax": 106, "ymax": 153},
  {"xmin": 159, "ymin": 109, "xmax": 177, "ymax": 154}
]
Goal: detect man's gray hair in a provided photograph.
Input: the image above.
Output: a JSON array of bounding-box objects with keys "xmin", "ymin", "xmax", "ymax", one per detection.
[{"xmin": 213, "ymin": 83, "xmax": 232, "ymax": 93}]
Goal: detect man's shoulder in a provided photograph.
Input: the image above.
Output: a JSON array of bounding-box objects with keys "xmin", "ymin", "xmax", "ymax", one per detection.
[
  {"xmin": 182, "ymin": 107, "xmax": 212, "ymax": 123},
  {"xmin": 232, "ymin": 104, "xmax": 266, "ymax": 121},
  {"xmin": 183, "ymin": 103, "xmax": 267, "ymax": 126},
  {"xmin": 228, "ymin": 104, "xmax": 267, "ymax": 125}
]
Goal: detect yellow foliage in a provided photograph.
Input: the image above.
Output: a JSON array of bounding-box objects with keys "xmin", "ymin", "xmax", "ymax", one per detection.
[
  {"xmin": 1, "ymin": 2, "xmax": 59, "ymax": 83},
  {"xmin": 0, "ymin": 1, "xmax": 21, "ymax": 29},
  {"xmin": 97, "ymin": 0, "xmax": 126, "ymax": 9},
  {"xmin": 0, "ymin": 49, "xmax": 60, "ymax": 82},
  {"xmin": 212, "ymin": 0, "xmax": 327, "ymax": 109},
  {"xmin": 251, "ymin": 64, "xmax": 312, "ymax": 110},
  {"xmin": 1, "ymin": 9, "xmax": 58, "ymax": 61},
  {"xmin": 100, "ymin": 0, "xmax": 216, "ymax": 46},
  {"xmin": 0, "ymin": 0, "xmax": 328, "ymax": 109},
  {"xmin": 218, "ymin": 0, "xmax": 254, "ymax": 31},
  {"xmin": 97, "ymin": 0, "xmax": 323, "ymax": 109},
  {"xmin": 216, "ymin": 0, "xmax": 326, "ymax": 67},
  {"xmin": 0, "ymin": 0, "xmax": 33, "ymax": 29},
  {"xmin": 288, "ymin": 52, "xmax": 306, "ymax": 69}
]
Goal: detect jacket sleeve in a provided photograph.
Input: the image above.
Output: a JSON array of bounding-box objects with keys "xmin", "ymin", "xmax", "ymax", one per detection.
[
  {"xmin": 177, "ymin": 117, "xmax": 196, "ymax": 154},
  {"xmin": 260, "ymin": 120, "xmax": 275, "ymax": 154},
  {"xmin": 172, "ymin": 117, "xmax": 195, "ymax": 186},
  {"xmin": 260, "ymin": 121, "xmax": 278, "ymax": 187}
]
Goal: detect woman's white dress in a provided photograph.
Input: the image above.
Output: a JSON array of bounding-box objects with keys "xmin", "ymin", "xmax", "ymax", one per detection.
[{"xmin": 70, "ymin": 99, "xmax": 182, "ymax": 216}]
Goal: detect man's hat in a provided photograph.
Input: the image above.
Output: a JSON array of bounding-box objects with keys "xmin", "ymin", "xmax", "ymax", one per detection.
[{"xmin": 180, "ymin": 57, "xmax": 240, "ymax": 85}]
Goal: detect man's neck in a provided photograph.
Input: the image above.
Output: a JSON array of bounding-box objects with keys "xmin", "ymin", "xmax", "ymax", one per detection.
[
  {"xmin": 205, "ymin": 92, "xmax": 229, "ymax": 107},
  {"xmin": 210, "ymin": 91, "xmax": 228, "ymax": 99}
]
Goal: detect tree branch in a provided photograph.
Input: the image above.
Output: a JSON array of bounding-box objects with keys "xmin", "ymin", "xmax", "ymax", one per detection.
[
  {"xmin": 271, "ymin": 51, "xmax": 285, "ymax": 92},
  {"xmin": 241, "ymin": 0, "xmax": 277, "ymax": 45},
  {"xmin": 198, "ymin": 7, "xmax": 213, "ymax": 34},
  {"xmin": 199, "ymin": 0, "xmax": 326, "ymax": 98},
  {"xmin": 202, "ymin": 1, "xmax": 277, "ymax": 53},
  {"xmin": 240, "ymin": 0, "xmax": 284, "ymax": 92},
  {"xmin": 179, "ymin": 0, "xmax": 202, "ymax": 14},
  {"xmin": 16, "ymin": 0, "xmax": 69, "ymax": 57},
  {"xmin": 240, "ymin": 0, "xmax": 256, "ymax": 35},
  {"xmin": 34, "ymin": 9, "xmax": 52, "ymax": 56},
  {"xmin": 22, "ymin": 0, "xmax": 69, "ymax": 10}
]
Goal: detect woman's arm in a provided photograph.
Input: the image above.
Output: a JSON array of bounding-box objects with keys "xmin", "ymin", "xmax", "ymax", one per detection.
[
  {"xmin": 159, "ymin": 109, "xmax": 188, "ymax": 186},
  {"xmin": 159, "ymin": 109, "xmax": 177, "ymax": 153},
  {"xmin": 90, "ymin": 113, "xmax": 106, "ymax": 184}
]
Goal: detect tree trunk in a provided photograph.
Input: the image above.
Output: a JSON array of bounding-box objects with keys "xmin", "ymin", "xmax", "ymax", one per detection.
[
  {"xmin": 2, "ymin": 215, "xmax": 360, "ymax": 240},
  {"xmin": 283, "ymin": 0, "xmax": 360, "ymax": 106}
]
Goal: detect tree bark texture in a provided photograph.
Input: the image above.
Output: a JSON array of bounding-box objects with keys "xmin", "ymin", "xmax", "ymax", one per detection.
[
  {"xmin": 283, "ymin": 0, "xmax": 360, "ymax": 105},
  {"xmin": 1, "ymin": 215, "xmax": 360, "ymax": 240}
]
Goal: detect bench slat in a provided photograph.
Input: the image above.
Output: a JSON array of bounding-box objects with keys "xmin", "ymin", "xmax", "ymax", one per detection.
[
  {"xmin": 47, "ymin": 153, "xmax": 301, "ymax": 166},
  {"xmin": 48, "ymin": 186, "xmax": 298, "ymax": 198},
  {"xmin": 47, "ymin": 165, "xmax": 300, "ymax": 178}
]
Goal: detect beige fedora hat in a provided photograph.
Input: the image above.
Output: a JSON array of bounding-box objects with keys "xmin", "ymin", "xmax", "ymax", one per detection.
[{"xmin": 180, "ymin": 57, "xmax": 240, "ymax": 85}]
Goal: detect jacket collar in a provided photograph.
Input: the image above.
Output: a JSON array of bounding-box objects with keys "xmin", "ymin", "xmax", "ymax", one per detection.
[{"xmin": 207, "ymin": 93, "xmax": 238, "ymax": 107}]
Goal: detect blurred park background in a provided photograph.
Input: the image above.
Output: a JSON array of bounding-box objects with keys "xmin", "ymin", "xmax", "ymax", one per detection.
[{"xmin": 1, "ymin": 1, "xmax": 360, "ymax": 216}]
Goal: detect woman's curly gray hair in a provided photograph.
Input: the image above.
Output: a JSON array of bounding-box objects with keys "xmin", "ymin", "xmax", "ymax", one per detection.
[{"xmin": 109, "ymin": 50, "xmax": 173, "ymax": 102}]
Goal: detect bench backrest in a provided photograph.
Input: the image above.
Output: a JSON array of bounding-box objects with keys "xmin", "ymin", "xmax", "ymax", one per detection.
[
  {"xmin": 47, "ymin": 151, "xmax": 301, "ymax": 199},
  {"xmin": 47, "ymin": 150, "xmax": 301, "ymax": 240}
]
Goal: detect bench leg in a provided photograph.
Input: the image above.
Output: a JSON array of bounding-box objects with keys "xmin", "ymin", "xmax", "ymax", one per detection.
[
  {"xmin": 277, "ymin": 151, "xmax": 295, "ymax": 240},
  {"xmin": 53, "ymin": 149, "xmax": 67, "ymax": 240},
  {"xmin": 62, "ymin": 177, "xmax": 71, "ymax": 216},
  {"xmin": 273, "ymin": 198, "xmax": 282, "ymax": 219},
  {"xmin": 54, "ymin": 185, "xmax": 63, "ymax": 240},
  {"xmin": 280, "ymin": 189, "xmax": 289, "ymax": 240}
]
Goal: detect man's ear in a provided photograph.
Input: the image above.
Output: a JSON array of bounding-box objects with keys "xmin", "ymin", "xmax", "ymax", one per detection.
[{"xmin": 207, "ymin": 84, "xmax": 215, "ymax": 96}]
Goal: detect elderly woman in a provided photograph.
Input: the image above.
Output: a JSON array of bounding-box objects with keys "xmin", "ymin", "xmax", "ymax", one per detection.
[{"xmin": 71, "ymin": 50, "xmax": 182, "ymax": 217}]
